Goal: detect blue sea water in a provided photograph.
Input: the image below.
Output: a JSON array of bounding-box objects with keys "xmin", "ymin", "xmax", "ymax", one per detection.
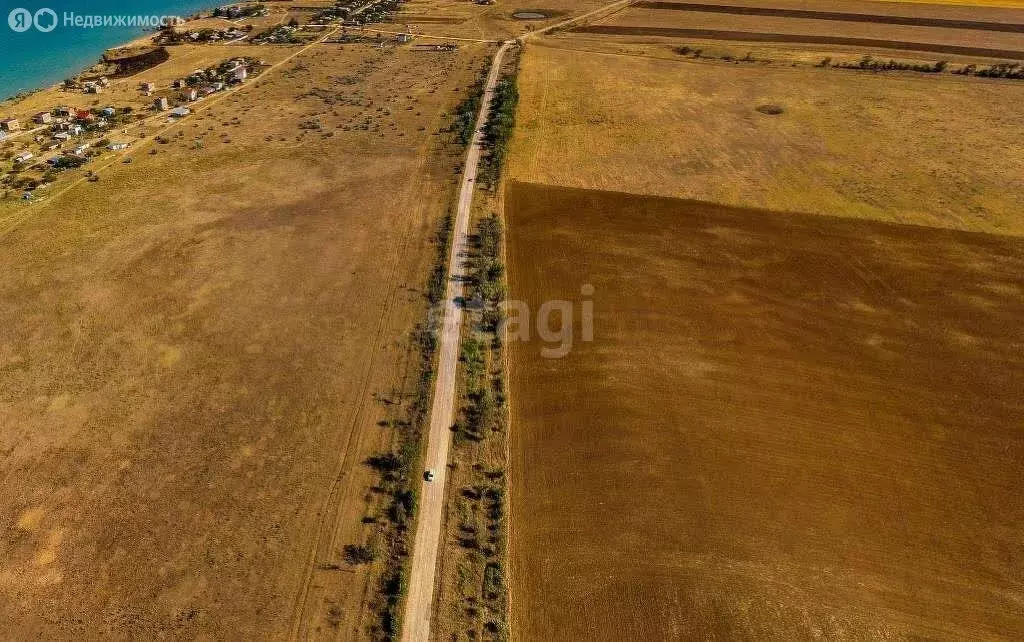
[{"xmin": 0, "ymin": 0, "xmax": 218, "ymax": 100}]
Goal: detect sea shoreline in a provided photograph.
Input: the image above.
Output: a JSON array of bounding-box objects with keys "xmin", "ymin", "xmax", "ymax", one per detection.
[{"xmin": 0, "ymin": 0, "xmax": 220, "ymax": 102}]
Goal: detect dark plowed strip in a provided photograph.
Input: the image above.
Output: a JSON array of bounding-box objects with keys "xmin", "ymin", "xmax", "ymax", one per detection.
[
  {"xmin": 572, "ymin": 25, "xmax": 1024, "ymax": 60},
  {"xmin": 636, "ymin": 2, "xmax": 1024, "ymax": 33}
]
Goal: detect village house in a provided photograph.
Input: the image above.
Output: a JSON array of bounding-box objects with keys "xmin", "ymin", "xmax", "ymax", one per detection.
[
  {"xmin": 14, "ymin": 152, "xmax": 34, "ymax": 164},
  {"xmin": 54, "ymin": 106, "xmax": 73, "ymax": 118},
  {"xmin": 184, "ymin": 88, "xmax": 199, "ymax": 101},
  {"xmin": 170, "ymin": 106, "xmax": 191, "ymax": 118},
  {"xmin": 397, "ymin": 33, "xmax": 414, "ymax": 43},
  {"xmin": 34, "ymin": 112, "xmax": 53, "ymax": 125},
  {"xmin": 43, "ymin": 142, "xmax": 62, "ymax": 151},
  {"xmin": 107, "ymin": 142, "xmax": 130, "ymax": 151},
  {"xmin": 52, "ymin": 132, "xmax": 71, "ymax": 141},
  {"xmin": 0, "ymin": 118, "xmax": 21, "ymax": 132},
  {"xmin": 98, "ymin": 77, "xmax": 110, "ymax": 88},
  {"xmin": 233, "ymin": 67, "xmax": 248, "ymax": 82},
  {"xmin": 141, "ymin": 82, "xmax": 156, "ymax": 92},
  {"xmin": 154, "ymin": 97, "xmax": 169, "ymax": 111},
  {"xmin": 69, "ymin": 124, "xmax": 84, "ymax": 136},
  {"xmin": 73, "ymin": 143, "xmax": 90, "ymax": 155}
]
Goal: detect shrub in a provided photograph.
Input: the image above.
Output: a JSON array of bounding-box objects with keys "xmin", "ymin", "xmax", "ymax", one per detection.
[{"xmin": 342, "ymin": 544, "xmax": 376, "ymax": 565}]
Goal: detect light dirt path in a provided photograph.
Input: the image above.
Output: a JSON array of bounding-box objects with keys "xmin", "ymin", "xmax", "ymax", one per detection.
[{"xmin": 400, "ymin": 39, "xmax": 513, "ymax": 642}]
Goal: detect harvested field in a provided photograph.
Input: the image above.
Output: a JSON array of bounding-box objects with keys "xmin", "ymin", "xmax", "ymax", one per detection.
[
  {"xmin": 572, "ymin": 25, "xmax": 1024, "ymax": 58},
  {"xmin": 577, "ymin": 0, "xmax": 1024, "ymax": 59},
  {"xmin": 508, "ymin": 43, "xmax": 1024, "ymax": 234},
  {"xmin": 506, "ymin": 181, "xmax": 1024, "ymax": 641},
  {"xmin": 635, "ymin": 1, "xmax": 1024, "ymax": 32}
]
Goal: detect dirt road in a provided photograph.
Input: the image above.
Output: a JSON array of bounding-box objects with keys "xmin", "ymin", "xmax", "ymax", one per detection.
[{"xmin": 400, "ymin": 40, "xmax": 513, "ymax": 642}]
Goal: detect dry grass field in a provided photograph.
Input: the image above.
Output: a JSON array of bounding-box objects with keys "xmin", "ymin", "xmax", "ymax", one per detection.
[
  {"xmin": 0, "ymin": 35, "xmax": 491, "ymax": 639},
  {"xmin": 385, "ymin": 0, "xmax": 619, "ymax": 41},
  {"xmin": 508, "ymin": 43, "xmax": 1024, "ymax": 234},
  {"xmin": 506, "ymin": 181, "xmax": 1024, "ymax": 640}
]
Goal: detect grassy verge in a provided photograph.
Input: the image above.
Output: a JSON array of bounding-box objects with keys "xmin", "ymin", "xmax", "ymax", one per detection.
[
  {"xmin": 363, "ymin": 211, "xmax": 451, "ymax": 640},
  {"xmin": 442, "ymin": 208, "xmax": 511, "ymax": 642}
]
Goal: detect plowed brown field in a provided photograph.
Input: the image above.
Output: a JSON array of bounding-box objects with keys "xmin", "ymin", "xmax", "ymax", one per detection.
[
  {"xmin": 507, "ymin": 181, "xmax": 1024, "ymax": 640},
  {"xmin": 576, "ymin": 0, "xmax": 1024, "ymax": 59},
  {"xmin": 574, "ymin": 24, "xmax": 1024, "ymax": 58},
  {"xmin": 635, "ymin": 1, "xmax": 1024, "ymax": 32}
]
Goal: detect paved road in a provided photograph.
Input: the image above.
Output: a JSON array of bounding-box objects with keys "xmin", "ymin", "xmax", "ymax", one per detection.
[{"xmin": 400, "ymin": 39, "xmax": 514, "ymax": 642}]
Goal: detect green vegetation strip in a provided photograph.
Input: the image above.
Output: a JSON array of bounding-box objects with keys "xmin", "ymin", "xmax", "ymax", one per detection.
[{"xmin": 480, "ymin": 68, "xmax": 520, "ymax": 189}]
